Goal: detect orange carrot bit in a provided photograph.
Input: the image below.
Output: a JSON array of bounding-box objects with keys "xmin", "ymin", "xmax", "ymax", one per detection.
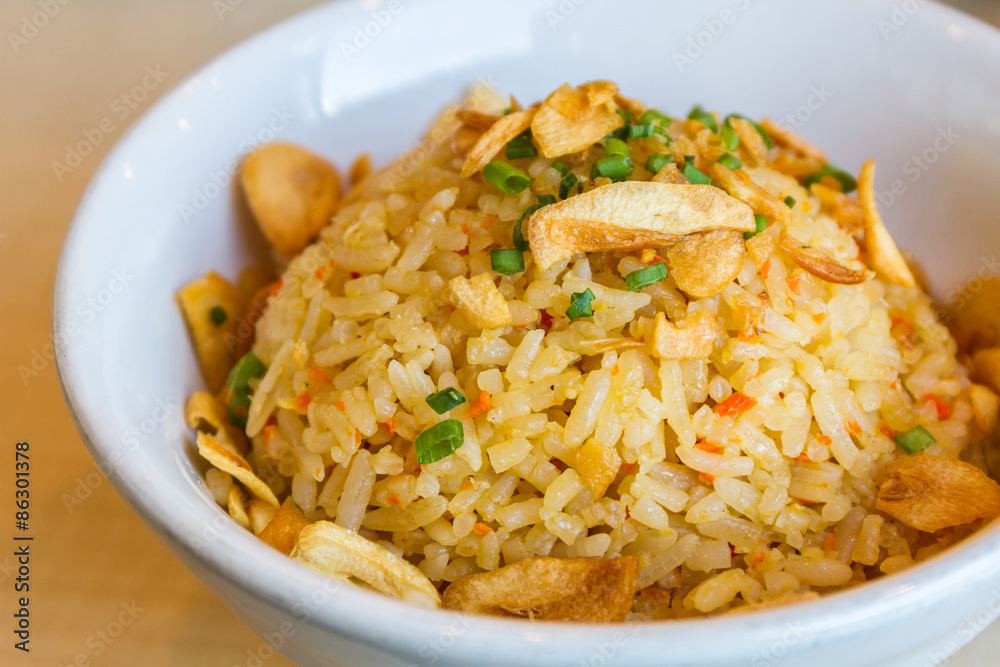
[
  {"xmin": 355, "ymin": 432, "xmax": 363, "ymax": 445},
  {"xmin": 921, "ymin": 393, "xmax": 953, "ymax": 420},
  {"xmin": 879, "ymin": 422, "xmax": 900, "ymax": 439},
  {"xmin": 387, "ymin": 493, "xmax": 403, "ymax": 507},
  {"xmin": 460, "ymin": 478, "xmax": 475, "ymax": 492},
  {"xmin": 473, "ymin": 522, "xmax": 493, "ymax": 536},
  {"xmin": 715, "ymin": 393, "xmax": 757, "ymax": 417},
  {"xmin": 314, "ymin": 259, "xmax": 336, "ymax": 281},
  {"xmin": 812, "ymin": 312, "xmax": 827, "ymax": 324},
  {"xmin": 698, "ymin": 472, "xmax": 716, "ymax": 485},
  {"xmin": 816, "ymin": 434, "xmax": 833, "ymax": 446},
  {"xmin": 620, "ymin": 462, "xmax": 640, "ymax": 475},
  {"xmin": 293, "ymin": 391, "xmax": 312, "ymax": 412},
  {"xmin": 848, "ymin": 420, "xmax": 862, "ymax": 435},
  {"xmin": 461, "ymin": 223, "xmax": 471, "ymax": 234},
  {"xmin": 383, "ymin": 417, "xmax": 395, "ymax": 438},
  {"xmin": 793, "ymin": 453, "xmax": 811, "ymax": 463},
  {"xmin": 648, "ymin": 255, "xmax": 666, "ymax": 266},
  {"xmin": 262, "ymin": 424, "xmax": 278, "ymax": 445},
  {"xmin": 335, "ymin": 399, "xmax": 345, "ymax": 411},
  {"xmin": 695, "ymin": 441, "xmax": 721, "ymax": 453},
  {"xmin": 801, "ymin": 201, "xmax": 813, "ymax": 213},
  {"xmin": 550, "ymin": 458, "xmax": 567, "ymax": 472},
  {"xmin": 482, "ymin": 214, "xmax": 496, "ymax": 229},
  {"xmin": 639, "ymin": 585, "xmax": 671, "ymax": 602},
  {"xmin": 824, "ymin": 533, "xmax": 836, "ymax": 551},
  {"xmin": 464, "ymin": 390, "xmax": 492, "ymax": 419},
  {"xmin": 267, "ymin": 279, "xmax": 283, "ymax": 297},
  {"xmin": 785, "ymin": 274, "xmax": 801, "ymax": 295},
  {"xmin": 612, "ymin": 363, "xmax": 620, "ymax": 376},
  {"xmin": 309, "ymin": 366, "xmax": 333, "ymax": 385},
  {"xmin": 760, "ymin": 258, "xmax": 772, "ymax": 280},
  {"xmin": 752, "ymin": 551, "xmax": 766, "ymax": 566}
]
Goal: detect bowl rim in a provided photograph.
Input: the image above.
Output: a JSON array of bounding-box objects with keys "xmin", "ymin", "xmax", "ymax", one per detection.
[{"xmin": 53, "ymin": 0, "xmax": 1000, "ymax": 661}]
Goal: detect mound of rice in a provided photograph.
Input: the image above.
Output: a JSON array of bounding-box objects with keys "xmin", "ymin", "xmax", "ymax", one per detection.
[{"xmin": 212, "ymin": 83, "xmax": 996, "ymax": 618}]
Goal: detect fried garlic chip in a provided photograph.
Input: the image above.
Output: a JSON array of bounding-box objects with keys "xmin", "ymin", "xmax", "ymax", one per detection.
[
  {"xmin": 780, "ymin": 235, "xmax": 873, "ymax": 285},
  {"xmin": 575, "ymin": 440, "xmax": 622, "ymax": 500},
  {"xmin": 197, "ymin": 432, "xmax": 279, "ymax": 507},
  {"xmin": 177, "ymin": 272, "xmax": 248, "ymax": 393},
  {"xmin": 240, "ymin": 142, "xmax": 341, "ymax": 258},
  {"xmin": 442, "ymin": 556, "xmax": 638, "ymax": 622},
  {"xmin": 952, "ymin": 278, "xmax": 1000, "ymax": 352},
  {"xmin": 651, "ymin": 162, "xmax": 688, "ymax": 185},
  {"xmin": 449, "ymin": 273, "xmax": 512, "ymax": 329},
  {"xmin": 710, "ymin": 163, "xmax": 791, "ymax": 225},
  {"xmin": 461, "ymin": 107, "xmax": 536, "ymax": 177},
  {"xmin": 858, "ymin": 160, "xmax": 916, "ymax": 287},
  {"xmin": 528, "ymin": 182, "xmax": 755, "ymax": 272},
  {"xmin": 185, "ymin": 391, "xmax": 247, "ymax": 455},
  {"xmin": 456, "ymin": 109, "xmax": 501, "ymax": 132},
  {"xmin": 531, "ymin": 82, "xmax": 624, "ymax": 158},
  {"xmin": 972, "ymin": 348, "xmax": 1000, "ymax": 396},
  {"xmin": 760, "ymin": 119, "xmax": 827, "ymax": 163},
  {"xmin": 667, "ymin": 230, "xmax": 747, "ymax": 298},
  {"xmin": 970, "ymin": 384, "xmax": 1000, "ymax": 434},
  {"xmin": 228, "ymin": 486, "xmax": 251, "ymax": 530},
  {"xmin": 291, "ymin": 521, "xmax": 441, "ymax": 608},
  {"xmin": 651, "ymin": 310, "xmax": 722, "ymax": 360},
  {"xmin": 259, "ymin": 497, "xmax": 313, "ymax": 555},
  {"xmin": 745, "ymin": 230, "xmax": 775, "ymax": 267},
  {"xmin": 249, "ymin": 499, "xmax": 277, "ymax": 535},
  {"xmin": 812, "ymin": 183, "xmax": 865, "ymax": 234},
  {"xmin": 729, "ymin": 117, "xmax": 769, "ymax": 167},
  {"xmin": 876, "ymin": 455, "xmax": 1000, "ymax": 532}
]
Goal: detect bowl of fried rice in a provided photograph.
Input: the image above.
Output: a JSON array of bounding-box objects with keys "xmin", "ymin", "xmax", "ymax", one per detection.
[{"xmin": 54, "ymin": 1, "xmax": 1000, "ymax": 665}]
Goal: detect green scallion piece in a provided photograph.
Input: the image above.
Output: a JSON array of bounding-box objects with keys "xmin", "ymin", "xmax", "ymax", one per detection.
[
  {"xmin": 491, "ymin": 248, "xmax": 525, "ymax": 276},
  {"xmin": 804, "ymin": 165, "xmax": 858, "ymax": 194},
  {"xmin": 720, "ymin": 124, "xmax": 740, "ymax": 151},
  {"xmin": 682, "ymin": 157, "xmax": 712, "ymax": 186},
  {"xmin": 784, "ymin": 196, "xmax": 796, "ymax": 208},
  {"xmin": 537, "ymin": 194, "xmax": 557, "ymax": 206},
  {"xmin": 894, "ymin": 425, "xmax": 937, "ymax": 455},
  {"xmin": 227, "ymin": 394, "xmax": 251, "ymax": 429},
  {"xmin": 591, "ymin": 156, "xmax": 634, "ymax": 182},
  {"xmin": 558, "ymin": 171, "xmax": 579, "ymax": 200},
  {"xmin": 483, "ymin": 161, "xmax": 531, "ymax": 194},
  {"xmin": 645, "ymin": 153, "xmax": 674, "ymax": 175},
  {"xmin": 224, "ymin": 352, "xmax": 267, "ymax": 428},
  {"xmin": 513, "ymin": 195, "xmax": 556, "ymax": 252},
  {"xmin": 425, "ymin": 387, "xmax": 467, "ymax": 414},
  {"xmin": 552, "ymin": 161, "xmax": 571, "ymax": 175},
  {"xmin": 415, "ymin": 419, "xmax": 465, "ymax": 464},
  {"xmin": 628, "ymin": 124, "xmax": 656, "ymax": 139},
  {"xmin": 687, "ymin": 105, "xmax": 719, "ymax": 133},
  {"xmin": 638, "ymin": 109, "xmax": 671, "ymax": 127},
  {"xmin": 504, "ymin": 131, "xmax": 537, "ymax": 160},
  {"xmin": 565, "ymin": 288, "xmax": 595, "ymax": 321},
  {"xmin": 209, "ymin": 306, "xmax": 228, "ymax": 325},
  {"xmin": 625, "ymin": 262, "xmax": 668, "ymax": 291},
  {"xmin": 604, "ymin": 138, "xmax": 630, "ymax": 158},
  {"xmin": 616, "ymin": 108, "xmax": 634, "ymax": 124},
  {"xmin": 744, "ymin": 214, "xmax": 768, "ymax": 240},
  {"xmin": 717, "ymin": 153, "xmax": 743, "ymax": 170},
  {"xmin": 725, "ymin": 114, "xmax": 774, "ymax": 149}
]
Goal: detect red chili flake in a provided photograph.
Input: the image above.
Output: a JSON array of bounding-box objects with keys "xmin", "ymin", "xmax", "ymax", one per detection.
[
  {"xmin": 293, "ymin": 391, "xmax": 312, "ymax": 412},
  {"xmin": 620, "ymin": 462, "xmax": 639, "ymax": 475},
  {"xmin": 549, "ymin": 458, "xmax": 566, "ymax": 472},
  {"xmin": 539, "ymin": 310, "xmax": 554, "ymax": 329},
  {"xmin": 715, "ymin": 393, "xmax": 757, "ymax": 417},
  {"xmin": 921, "ymin": 393, "xmax": 953, "ymax": 420},
  {"xmin": 879, "ymin": 422, "xmax": 900, "ymax": 439},
  {"xmin": 647, "ymin": 255, "xmax": 666, "ymax": 266},
  {"xmin": 350, "ymin": 272, "xmax": 361, "ymax": 279}
]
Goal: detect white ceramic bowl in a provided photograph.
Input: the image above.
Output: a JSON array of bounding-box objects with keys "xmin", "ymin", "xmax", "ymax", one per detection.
[{"xmin": 55, "ymin": 1, "xmax": 1000, "ymax": 665}]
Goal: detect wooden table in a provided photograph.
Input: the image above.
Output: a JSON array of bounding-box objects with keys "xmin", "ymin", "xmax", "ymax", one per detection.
[{"xmin": 2, "ymin": 1, "xmax": 999, "ymax": 665}]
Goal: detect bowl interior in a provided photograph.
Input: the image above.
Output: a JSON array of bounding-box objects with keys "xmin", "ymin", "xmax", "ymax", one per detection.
[{"xmin": 55, "ymin": 0, "xmax": 1000, "ymax": 664}]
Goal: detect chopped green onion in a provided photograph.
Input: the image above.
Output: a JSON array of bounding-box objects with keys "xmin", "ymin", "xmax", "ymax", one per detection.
[
  {"xmin": 625, "ymin": 262, "xmax": 668, "ymax": 291},
  {"xmin": 483, "ymin": 161, "xmax": 531, "ymax": 194},
  {"xmin": 645, "ymin": 153, "xmax": 674, "ymax": 175},
  {"xmin": 565, "ymin": 288, "xmax": 595, "ymax": 321},
  {"xmin": 894, "ymin": 425, "xmax": 937, "ymax": 455},
  {"xmin": 682, "ymin": 157, "xmax": 712, "ymax": 186},
  {"xmin": 224, "ymin": 352, "xmax": 267, "ymax": 428},
  {"xmin": 687, "ymin": 105, "xmax": 719, "ymax": 133},
  {"xmin": 558, "ymin": 171, "xmax": 579, "ymax": 200},
  {"xmin": 501, "ymin": 107, "xmax": 512, "ymax": 116},
  {"xmin": 743, "ymin": 214, "xmax": 768, "ymax": 240},
  {"xmin": 552, "ymin": 161, "xmax": 571, "ymax": 175},
  {"xmin": 604, "ymin": 138, "xmax": 630, "ymax": 158},
  {"xmin": 720, "ymin": 124, "xmax": 740, "ymax": 151},
  {"xmin": 725, "ymin": 114, "xmax": 774, "ymax": 149},
  {"xmin": 804, "ymin": 165, "xmax": 858, "ymax": 194},
  {"xmin": 638, "ymin": 109, "xmax": 671, "ymax": 127},
  {"xmin": 504, "ymin": 131, "xmax": 537, "ymax": 160},
  {"xmin": 784, "ymin": 196, "xmax": 796, "ymax": 208},
  {"xmin": 717, "ymin": 153, "xmax": 743, "ymax": 170},
  {"xmin": 425, "ymin": 387, "xmax": 467, "ymax": 414},
  {"xmin": 491, "ymin": 248, "xmax": 525, "ymax": 275},
  {"xmin": 415, "ymin": 419, "xmax": 465, "ymax": 464},
  {"xmin": 616, "ymin": 108, "xmax": 634, "ymax": 124},
  {"xmin": 537, "ymin": 194, "xmax": 557, "ymax": 206},
  {"xmin": 628, "ymin": 124, "xmax": 656, "ymax": 139},
  {"xmin": 591, "ymin": 156, "xmax": 634, "ymax": 182},
  {"xmin": 209, "ymin": 306, "xmax": 228, "ymax": 325},
  {"xmin": 513, "ymin": 195, "xmax": 557, "ymax": 251}
]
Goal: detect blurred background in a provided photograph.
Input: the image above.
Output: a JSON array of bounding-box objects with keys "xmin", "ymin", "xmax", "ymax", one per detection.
[{"xmin": 0, "ymin": 1, "xmax": 998, "ymax": 665}]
